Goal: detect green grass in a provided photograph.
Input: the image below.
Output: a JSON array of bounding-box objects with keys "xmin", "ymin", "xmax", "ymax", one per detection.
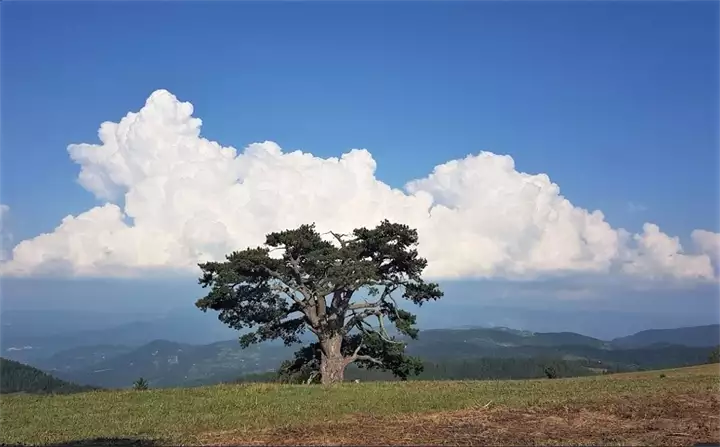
[{"xmin": 2, "ymin": 364, "xmax": 718, "ymax": 446}]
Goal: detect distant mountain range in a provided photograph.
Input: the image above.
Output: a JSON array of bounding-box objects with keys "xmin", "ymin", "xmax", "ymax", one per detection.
[
  {"xmin": 34, "ymin": 339, "xmax": 294, "ymax": 389},
  {"xmin": 6, "ymin": 303, "xmax": 718, "ymax": 360},
  {"xmin": 610, "ymin": 324, "xmax": 720, "ymax": 349},
  {"xmin": 0, "ymin": 309, "xmax": 239, "ymax": 364},
  {"xmin": 6, "ymin": 324, "xmax": 716, "ymax": 390}
]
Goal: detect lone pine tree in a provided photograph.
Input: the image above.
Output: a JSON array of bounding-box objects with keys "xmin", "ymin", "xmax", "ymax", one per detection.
[{"xmin": 196, "ymin": 220, "xmax": 443, "ymax": 385}]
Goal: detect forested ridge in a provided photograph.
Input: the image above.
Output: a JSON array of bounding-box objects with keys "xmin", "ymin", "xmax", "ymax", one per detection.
[
  {"xmin": 16, "ymin": 326, "xmax": 716, "ymax": 390},
  {"xmin": 232, "ymin": 356, "xmax": 677, "ymax": 384},
  {"xmin": 0, "ymin": 357, "xmax": 97, "ymax": 394},
  {"xmin": 228, "ymin": 334, "xmax": 719, "ymax": 384}
]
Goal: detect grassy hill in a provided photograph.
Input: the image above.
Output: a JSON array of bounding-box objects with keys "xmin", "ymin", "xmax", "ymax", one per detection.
[
  {"xmin": 0, "ymin": 358, "xmax": 96, "ymax": 395},
  {"xmin": 1, "ymin": 364, "xmax": 718, "ymax": 446}
]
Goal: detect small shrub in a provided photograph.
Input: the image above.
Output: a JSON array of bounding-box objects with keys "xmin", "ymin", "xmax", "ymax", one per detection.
[
  {"xmin": 544, "ymin": 366, "xmax": 557, "ymax": 379},
  {"xmin": 659, "ymin": 373, "xmax": 666, "ymax": 378},
  {"xmin": 708, "ymin": 346, "xmax": 719, "ymax": 364},
  {"xmin": 133, "ymin": 377, "xmax": 149, "ymax": 391}
]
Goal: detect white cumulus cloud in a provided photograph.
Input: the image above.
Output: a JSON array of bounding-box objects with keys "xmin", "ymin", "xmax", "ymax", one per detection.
[
  {"xmin": 692, "ymin": 229, "xmax": 720, "ymax": 263},
  {"xmin": 1, "ymin": 90, "xmax": 717, "ymax": 283},
  {"xmin": 620, "ymin": 224, "xmax": 716, "ymax": 280}
]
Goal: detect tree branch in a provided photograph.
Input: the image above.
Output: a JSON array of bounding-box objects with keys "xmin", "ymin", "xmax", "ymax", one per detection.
[
  {"xmin": 323, "ymin": 231, "xmax": 356, "ymax": 248},
  {"xmin": 258, "ymin": 259, "xmax": 325, "ymax": 328},
  {"xmin": 343, "ymin": 309, "xmax": 381, "ymax": 334},
  {"xmin": 256, "ymin": 251, "xmax": 316, "ymax": 304},
  {"xmin": 348, "ymin": 300, "xmax": 382, "ymax": 310},
  {"xmin": 343, "ymin": 337, "xmax": 383, "ymax": 367},
  {"xmin": 386, "ymin": 294, "xmax": 403, "ymax": 320},
  {"xmin": 359, "ymin": 318, "xmax": 405, "ymax": 345},
  {"xmin": 353, "ymin": 354, "xmax": 383, "ymax": 365},
  {"xmin": 305, "ymin": 371, "xmax": 319, "ymax": 384},
  {"xmin": 282, "ymin": 251, "xmax": 326, "ymax": 320},
  {"xmin": 351, "ymin": 341, "xmax": 364, "ymax": 357},
  {"xmin": 376, "ymin": 314, "xmax": 395, "ymax": 342},
  {"xmin": 269, "ymin": 282, "xmax": 304, "ymax": 307},
  {"xmin": 347, "ymin": 283, "xmax": 398, "ymax": 311},
  {"xmin": 266, "ymin": 281, "xmax": 321, "ymax": 334}
]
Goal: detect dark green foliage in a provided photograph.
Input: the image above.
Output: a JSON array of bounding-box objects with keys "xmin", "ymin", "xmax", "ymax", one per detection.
[
  {"xmin": 708, "ymin": 346, "xmax": 720, "ymax": 364},
  {"xmin": 277, "ymin": 344, "xmax": 320, "ymax": 384},
  {"xmin": 402, "ymin": 358, "xmax": 589, "ymax": 381},
  {"xmin": 234, "ymin": 357, "xmax": 601, "ymax": 384},
  {"xmin": 353, "ymin": 357, "xmax": 600, "ymax": 381},
  {"xmin": 133, "ymin": 377, "xmax": 149, "ymax": 390},
  {"xmin": 196, "ymin": 220, "xmax": 443, "ymax": 384},
  {"xmin": 418, "ymin": 358, "xmax": 596, "ymax": 380},
  {"xmin": 0, "ymin": 357, "xmax": 96, "ymax": 394},
  {"xmin": 232, "ymin": 371, "xmax": 280, "ymax": 383},
  {"xmin": 544, "ymin": 366, "xmax": 558, "ymax": 379},
  {"xmin": 276, "ymin": 333, "xmax": 424, "ymax": 383},
  {"xmin": 554, "ymin": 344, "xmax": 714, "ymax": 371}
]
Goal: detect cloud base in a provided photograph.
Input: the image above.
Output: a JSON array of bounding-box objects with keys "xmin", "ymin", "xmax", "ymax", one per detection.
[{"xmin": 1, "ymin": 90, "xmax": 717, "ymax": 284}]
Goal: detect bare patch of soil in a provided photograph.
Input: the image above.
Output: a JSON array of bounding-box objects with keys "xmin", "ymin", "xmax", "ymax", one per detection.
[{"xmin": 201, "ymin": 392, "xmax": 720, "ymax": 446}]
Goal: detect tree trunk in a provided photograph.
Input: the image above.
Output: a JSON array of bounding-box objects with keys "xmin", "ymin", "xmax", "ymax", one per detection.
[{"xmin": 319, "ymin": 335, "xmax": 345, "ymax": 385}]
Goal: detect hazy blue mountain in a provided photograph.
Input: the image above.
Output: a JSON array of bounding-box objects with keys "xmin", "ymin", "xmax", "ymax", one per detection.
[
  {"xmin": 34, "ymin": 324, "xmax": 718, "ymax": 389},
  {"xmin": 403, "ymin": 327, "xmax": 609, "ymax": 359},
  {"xmin": 32, "ymin": 345, "xmax": 135, "ymax": 373},
  {"xmin": 47, "ymin": 339, "xmax": 296, "ymax": 389},
  {"xmin": 415, "ymin": 301, "xmax": 720, "ymax": 340},
  {"xmin": 0, "ymin": 309, "xmax": 154, "ymax": 338},
  {"xmin": 610, "ymin": 324, "xmax": 720, "ymax": 349},
  {"xmin": 5, "ymin": 276, "xmax": 718, "ymax": 343},
  {"xmin": 1, "ymin": 309, "xmax": 239, "ymax": 364}
]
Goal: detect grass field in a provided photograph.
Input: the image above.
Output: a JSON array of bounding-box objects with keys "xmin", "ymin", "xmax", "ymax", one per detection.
[{"xmin": 2, "ymin": 364, "xmax": 719, "ymax": 446}]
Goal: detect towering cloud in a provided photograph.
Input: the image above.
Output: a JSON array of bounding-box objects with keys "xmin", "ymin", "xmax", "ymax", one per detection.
[{"xmin": 1, "ymin": 90, "xmax": 716, "ymax": 282}]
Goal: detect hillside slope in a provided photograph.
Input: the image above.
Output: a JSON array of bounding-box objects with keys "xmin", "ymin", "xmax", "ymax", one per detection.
[
  {"xmin": 1, "ymin": 364, "xmax": 718, "ymax": 446},
  {"xmin": 49, "ymin": 339, "xmax": 295, "ymax": 389},
  {"xmin": 0, "ymin": 358, "xmax": 96, "ymax": 394}
]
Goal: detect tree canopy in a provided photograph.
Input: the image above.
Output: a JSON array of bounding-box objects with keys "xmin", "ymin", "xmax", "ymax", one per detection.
[
  {"xmin": 0, "ymin": 358, "xmax": 96, "ymax": 394},
  {"xmin": 196, "ymin": 220, "xmax": 443, "ymax": 384}
]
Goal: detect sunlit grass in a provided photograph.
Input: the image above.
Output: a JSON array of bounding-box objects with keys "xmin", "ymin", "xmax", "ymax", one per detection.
[{"xmin": 2, "ymin": 364, "xmax": 718, "ymax": 445}]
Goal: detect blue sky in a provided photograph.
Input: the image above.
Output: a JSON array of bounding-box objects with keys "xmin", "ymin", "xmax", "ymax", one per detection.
[
  {"xmin": 0, "ymin": 1, "xmax": 718, "ymax": 330},
  {"xmin": 2, "ymin": 1, "xmax": 717, "ymax": 241}
]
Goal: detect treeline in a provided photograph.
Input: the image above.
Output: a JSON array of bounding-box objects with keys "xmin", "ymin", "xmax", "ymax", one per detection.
[
  {"xmin": 233, "ymin": 347, "xmax": 720, "ymax": 385},
  {"xmin": 529, "ymin": 344, "xmax": 716, "ymax": 371},
  {"xmin": 0, "ymin": 358, "xmax": 97, "ymax": 394},
  {"xmin": 232, "ymin": 357, "xmax": 608, "ymax": 384},
  {"xmin": 405, "ymin": 357, "xmax": 597, "ymax": 380}
]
